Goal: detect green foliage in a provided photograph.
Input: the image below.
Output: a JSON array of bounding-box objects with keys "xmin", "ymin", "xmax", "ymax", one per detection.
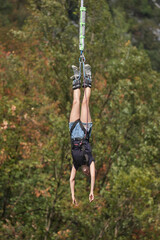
[
  {"xmin": 0, "ymin": 0, "xmax": 28, "ymax": 27},
  {"xmin": 0, "ymin": 0, "xmax": 160, "ymax": 239},
  {"xmin": 100, "ymin": 166, "xmax": 160, "ymax": 239},
  {"xmin": 109, "ymin": 0, "xmax": 160, "ymax": 72}
]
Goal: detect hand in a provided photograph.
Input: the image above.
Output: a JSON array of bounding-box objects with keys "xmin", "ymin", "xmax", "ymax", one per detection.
[
  {"xmin": 72, "ymin": 196, "xmax": 78, "ymax": 206},
  {"xmin": 89, "ymin": 192, "xmax": 94, "ymax": 202}
]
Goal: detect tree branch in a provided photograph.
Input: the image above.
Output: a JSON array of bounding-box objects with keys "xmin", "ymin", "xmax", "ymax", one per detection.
[{"xmin": 99, "ymin": 89, "xmax": 112, "ymax": 119}]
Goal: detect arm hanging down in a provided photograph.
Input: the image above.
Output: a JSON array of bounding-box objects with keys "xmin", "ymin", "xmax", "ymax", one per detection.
[
  {"xmin": 70, "ymin": 165, "xmax": 77, "ymax": 205},
  {"xmin": 89, "ymin": 161, "xmax": 95, "ymax": 202}
]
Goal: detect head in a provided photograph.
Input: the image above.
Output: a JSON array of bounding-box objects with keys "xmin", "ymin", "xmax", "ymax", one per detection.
[{"xmin": 81, "ymin": 165, "xmax": 90, "ymax": 177}]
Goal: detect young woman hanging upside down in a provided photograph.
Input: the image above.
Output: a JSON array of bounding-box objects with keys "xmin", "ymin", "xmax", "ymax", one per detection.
[{"xmin": 69, "ymin": 64, "xmax": 95, "ymax": 205}]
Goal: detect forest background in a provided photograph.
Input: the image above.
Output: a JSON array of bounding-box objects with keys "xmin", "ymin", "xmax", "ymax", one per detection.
[{"xmin": 0, "ymin": 0, "xmax": 160, "ymax": 239}]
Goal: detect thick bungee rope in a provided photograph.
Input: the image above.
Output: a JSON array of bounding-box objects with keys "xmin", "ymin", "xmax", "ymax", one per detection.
[{"xmin": 79, "ymin": 0, "xmax": 86, "ymax": 52}]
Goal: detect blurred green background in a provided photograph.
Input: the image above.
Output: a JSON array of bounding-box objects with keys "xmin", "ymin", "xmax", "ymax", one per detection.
[{"xmin": 0, "ymin": 1, "xmax": 160, "ymax": 239}]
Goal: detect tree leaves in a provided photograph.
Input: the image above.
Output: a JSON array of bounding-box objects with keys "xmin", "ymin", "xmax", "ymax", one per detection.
[{"xmin": 0, "ymin": 0, "xmax": 160, "ymax": 239}]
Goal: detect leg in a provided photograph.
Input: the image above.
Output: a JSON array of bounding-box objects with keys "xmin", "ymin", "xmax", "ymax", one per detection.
[
  {"xmin": 69, "ymin": 89, "xmax": 81, "ymax": 123},
  {"xmin": 80, "ymin": 87, "xmax": 92, "ymax": 123}
]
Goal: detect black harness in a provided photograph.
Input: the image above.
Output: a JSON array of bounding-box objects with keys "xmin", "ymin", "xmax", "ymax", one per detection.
[{"xmin": 70, "ymin": 119, "xmax": 91, "ymax": 165}]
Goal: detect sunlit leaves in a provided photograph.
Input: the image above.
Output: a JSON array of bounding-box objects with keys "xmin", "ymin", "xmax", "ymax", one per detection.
[{"xmin": 0, "ymin": 0, "xmax": 160, "ymax": 239}]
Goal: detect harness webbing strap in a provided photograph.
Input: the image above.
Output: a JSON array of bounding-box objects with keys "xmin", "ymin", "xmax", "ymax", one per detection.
[{"xmin": 79, "ymin": 120, "xmax": 88, "ymax": 136}]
